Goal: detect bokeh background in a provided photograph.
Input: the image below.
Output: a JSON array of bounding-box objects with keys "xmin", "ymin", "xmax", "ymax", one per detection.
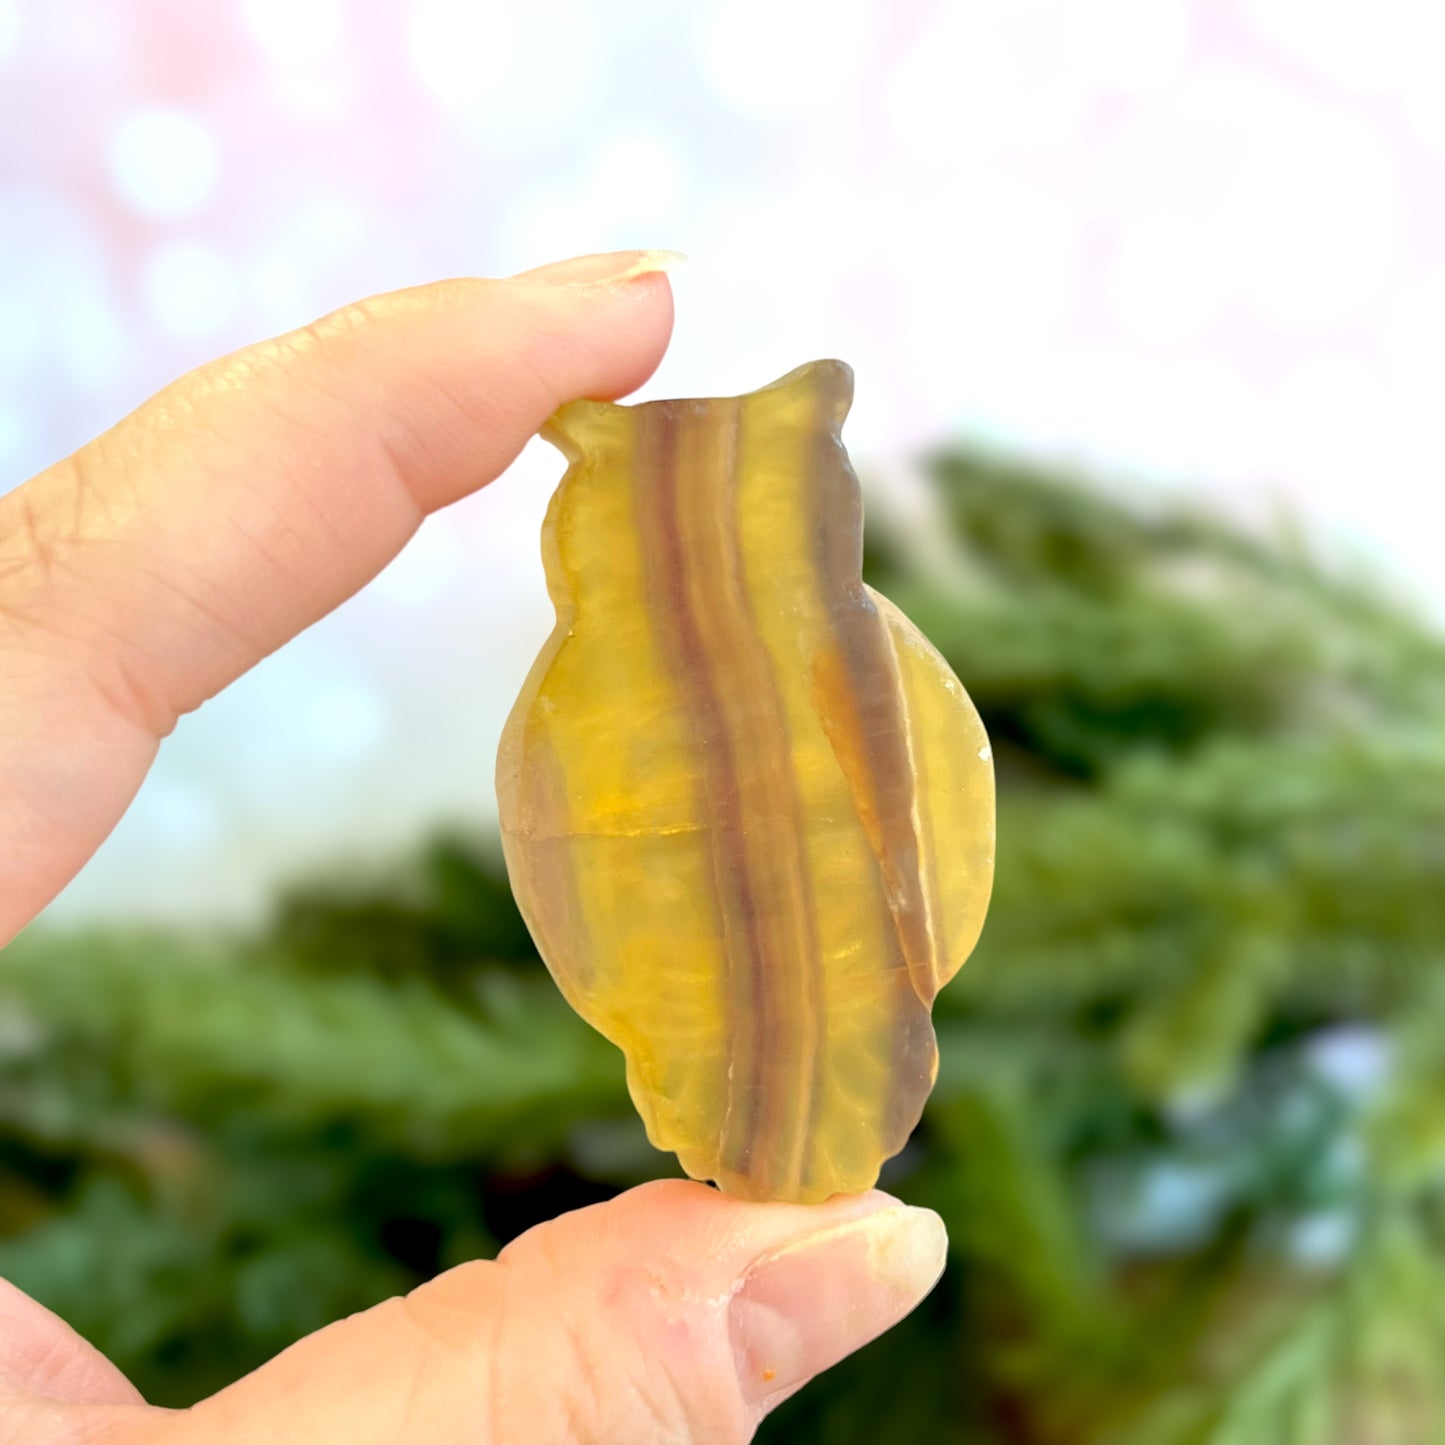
[{"xmin": 4, "ymin": 1, "xmax": 1445, "ymax": 1440}]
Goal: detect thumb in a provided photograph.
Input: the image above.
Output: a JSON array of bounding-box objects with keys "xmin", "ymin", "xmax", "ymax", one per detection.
[
  {"xmin": 0, "ymin": 1277, "xmax": 143, "ymax": 1405},
  {"xmin": 157, "ymin": 1180, "xmax": 947, "ymax": 1445}
]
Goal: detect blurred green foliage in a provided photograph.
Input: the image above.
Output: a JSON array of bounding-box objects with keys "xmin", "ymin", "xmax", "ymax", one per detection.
[{"xmin": 4, "ymin": 449, "xmax": 1445, "ymax": 1441}]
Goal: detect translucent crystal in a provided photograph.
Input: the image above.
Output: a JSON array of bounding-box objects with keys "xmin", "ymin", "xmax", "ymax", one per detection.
[{"xmin": 497, "ymin": 360, "xmax": 994, "ymax": 1203}]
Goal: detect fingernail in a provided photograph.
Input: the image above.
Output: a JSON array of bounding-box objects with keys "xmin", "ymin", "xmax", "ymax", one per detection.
[
  {"xmin": 513, "ymin": 248, "xmax": 688, "ymax": 287},
  {"xmin": 729, "ymin": 1205, "xmax": 947, "ymax": 1409}
]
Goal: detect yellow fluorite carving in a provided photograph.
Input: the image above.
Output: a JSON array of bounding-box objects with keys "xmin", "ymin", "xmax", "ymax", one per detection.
[{"xmin": 497, "ymin": 361, "xmax": 994, "ymax": 1203}]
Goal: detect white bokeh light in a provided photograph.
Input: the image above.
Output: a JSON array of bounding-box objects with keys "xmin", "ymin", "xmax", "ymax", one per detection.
[
  {"xmin": 1032, "ymin": 0, "xmax": 1194, "ymax": 94},
  {"xmin": 1242, "ymin": 0, "xmax": 1445, "ymax": 163},
  {"xmin": 202, "ymin": 644, "xmax": 393, "ymax": 824},
  {"xmin": 372, "ymin": 516, "xmax": 463, "ymax": 608},
  {"xmin": 409, "ymin": 0, "xmax": 520, "ymax": 111},
  {"xmin": 295, "ymin": 676, "xmax": 389, "ymax": 764},
  {"xmin": 1019, "ymin": 346, "xmax": 1269, "ymax": 489},
  {"xmin": 144, "ymin": 242, "xmax": 241, "ymax": 336},
  {"xmin": 496, "ymin": 127, "xmax": 687, "ymax": 271},
  {"xmin": 1073, "ymin": 352, "xmax": 1266, "ymax": 485},
  {"xmin": 704, "ymin": 0, "xmax": 873, "ymax": 117},
  {"xmin": 889, "ymin": 0, "xmax": 1189, "ymax": 163},
  {"xmin": 1108, "ymin": 209, "xmax": 1230, "ymax": 347},
  {"xmin": 408, "ymin": 0, "xmax": 603, "ymax": 149},
  {"xmin": 0, "ymin": 403, "xmax": 23, "ymax": 468},
  {"xmin": 1306, "ymin": 1025, "xmax": 1392, "ymax": 1097},
  {"xmin": 56, "ymin": 293, "xmax": 127, "ymax": 391},
  {"xmin": 1242, "ymin": 0, "xmax": 1443, "ymax": 97},
  {"xmin": 589, "ymin": 131, "xmax": 685, "ymax": 230},
  {"xmin": 887, "ymin": 5, "xmax": 1087, "ymax": 158},
  {"xmin": 248, "ymin": 194, "xmax": 398, "ymax": 330},
  {"xmin": 1113, "ymin": 70, "xmax": 1404, "ymax": 333},
  {"xmin": 1266, "ymin": 351, "xmax": 1400, "ymax": 517},
  {"xmin": 494, "ymin": 182, "xmax": 609, "ymax": 278},
  {"xmin": 1227, "ymin": 84, "xmax": 1403, "ymax": 332},
  {"xmin": 0, "ymin": 293, "xmax": 40, "ymax": 373},
  {"xmin": 896, "ymin": 174, "xmax": 1080, "ymax": 421},
  {"xmin": 130, "ymin": 777, "xmax": 224, "ymax": 852},
  {"xmin": 249, "ymin": 249, "xmax": 314, "ymax": 332},
  {"xmin": 0, "ymin": 0, "xmax": 19, "ymax": 63},
  {"xmin": 0, "ymin": 187, "xmax": 123, "ymax": 420},
  {"xmin": 239, "ymin": 0, "xmax": 343, "ymax": 63},
  {"xmin": 1288, "ymin": 1210, "xmax": 1357, "ymax": 1270},
  {"xmin": 249, "ymin": 203, "xmax": 349, "ymax": 324},
  {"xmin": 1382, "ymin": 269, "xmax": 1445, "ymax": 403},
  {"xmin": 109, "ymin": 109, "xmax": 220, "ymax": 219},
  {"xmin": 1402, "ymin": 81, "xmax": 1445, "ymax": 154}
]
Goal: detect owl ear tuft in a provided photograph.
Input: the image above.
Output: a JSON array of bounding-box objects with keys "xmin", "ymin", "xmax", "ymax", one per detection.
[
  {"xmin": 540, "ymin": 399, "xmax": 624, "ymax": 463},
  {"xmin": 758, "ymin": 359, "xmax": 854, "ymax": 428}
]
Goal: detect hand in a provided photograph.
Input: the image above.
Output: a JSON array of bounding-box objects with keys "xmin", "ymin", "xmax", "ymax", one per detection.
[{"xmin": 0, "ymin": 251, "xmax": 947, "ymax": 1445}]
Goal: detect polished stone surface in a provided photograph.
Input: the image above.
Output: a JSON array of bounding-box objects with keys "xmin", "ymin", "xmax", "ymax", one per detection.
[{"xmin": 498, "ymin": 361, "xmax": 994, "ymax": 1202}]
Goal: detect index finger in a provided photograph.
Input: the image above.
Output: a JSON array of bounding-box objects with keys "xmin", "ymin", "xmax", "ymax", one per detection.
[{"xmin": 0, "ymin": 250, "xmax": 678, "ymax": 941}]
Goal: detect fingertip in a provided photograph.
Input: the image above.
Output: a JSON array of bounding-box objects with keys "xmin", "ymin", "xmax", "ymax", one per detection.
[
  {"xmin": 509, "ymin": 247, "xmax": 687, "ymax": 290},
  {"xmin": 580, "ymin": 268, "xmax": 676, "ymax": 400},
  {"xmin": 372, "ymin": 264, "xmax": 675, "ymax": 512},
  {"xmin": 549, "ymin": 1179, "xmax": 926, "ymax": 1312},
  {"xmin": 729, "ymin": 1202, "xmax": 947, "ymax": 1410},
  {"xmin": 0, "ymin": 1279, "xmax": 145, "ymax": 1407},
  {"xmin": 566, "ymin": 1183, "xmax": 945, "ymax": 1416}
]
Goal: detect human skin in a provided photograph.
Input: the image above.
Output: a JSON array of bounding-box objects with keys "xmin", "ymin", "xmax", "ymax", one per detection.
[{"xmin": 0, "ymin": 251, "xmax": 947, "ymax": 1445}]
